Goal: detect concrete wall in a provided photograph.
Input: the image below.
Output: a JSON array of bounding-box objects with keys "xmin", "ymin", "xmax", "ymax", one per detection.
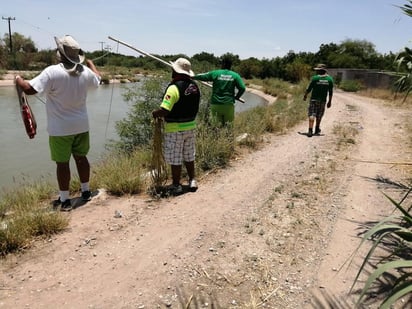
[{"xmin": 327, "ymin": 68, "xmax": 399, "ymax": 89}]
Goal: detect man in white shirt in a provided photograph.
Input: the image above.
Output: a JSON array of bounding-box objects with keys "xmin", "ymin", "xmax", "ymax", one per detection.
[{"xmin": 15, "ymin": 35, "xmax": 101, "ymax": 211}]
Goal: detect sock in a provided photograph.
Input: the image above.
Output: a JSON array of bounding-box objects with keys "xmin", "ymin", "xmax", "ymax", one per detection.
[
  {"xmin": 59, "ymin": 190, "xmax": 70, "ymax": 202},
  {"xmin": 81, "ymin": 182, "xmax": 90, "ymax": 192}
]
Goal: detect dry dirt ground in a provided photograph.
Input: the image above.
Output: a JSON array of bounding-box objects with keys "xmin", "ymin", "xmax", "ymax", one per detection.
[{"xmin": 1, "ymin": 89, "xmax": 412, "ymax": 309}]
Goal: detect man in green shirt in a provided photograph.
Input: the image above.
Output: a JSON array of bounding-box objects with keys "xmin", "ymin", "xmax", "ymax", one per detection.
[
  {"xmin": 193, "ymin": 57, "xmax": 246, "ymax": 125},
  {"xmin": 303, "ymin": 64, "xmax": 334, "ymax": 137}
]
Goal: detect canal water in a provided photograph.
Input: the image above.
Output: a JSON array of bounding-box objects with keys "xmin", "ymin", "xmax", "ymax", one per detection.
[{"xmin": 0, "ymin": 82, "xmax": 267, "ymax": 192}]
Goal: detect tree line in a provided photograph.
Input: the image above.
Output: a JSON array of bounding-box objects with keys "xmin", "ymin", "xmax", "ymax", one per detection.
[{"xmin": 0, "ymin": 32, "xmax": 403, "ymax": 83}]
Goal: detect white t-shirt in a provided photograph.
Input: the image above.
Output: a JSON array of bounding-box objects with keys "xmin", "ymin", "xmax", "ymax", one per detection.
[{"xmin": 30, "ymin": 64, "xmax": 100, "ymax": 136}]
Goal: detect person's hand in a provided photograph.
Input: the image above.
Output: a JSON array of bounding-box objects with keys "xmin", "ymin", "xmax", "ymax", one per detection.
[
  {"xmin": 327, "ymin": 102, "xmax": 331, "ymax": 108},
  {"xmin": 152, "ymin": 109, "xmax": 163, "ymax": 118}
]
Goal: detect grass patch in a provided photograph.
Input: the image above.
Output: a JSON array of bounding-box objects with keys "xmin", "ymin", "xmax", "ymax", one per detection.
[
  {"xmin": 196, "ymin": 122, "xmax": 235, "ymax": 171},
  {"xmin": 246, "ymin": 77, "xmax": 293, "ymax": 99},
  {"xmin": 90, "ymin": 149, "xmax": 149, "ymax": 196},
  {"xmin": 332, "ymin": 123, "xmax": 359, "ymax": 150},
  {"xmin": 0, "ymin": 181, "xmax": 69, "ymax": 256}
]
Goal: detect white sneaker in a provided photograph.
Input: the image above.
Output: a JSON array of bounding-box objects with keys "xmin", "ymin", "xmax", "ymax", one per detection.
[{"xmin": 189, "ymin": 179, "xmax": 198, "ymax": 192}]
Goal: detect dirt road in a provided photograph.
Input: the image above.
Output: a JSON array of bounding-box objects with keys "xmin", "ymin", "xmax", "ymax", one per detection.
[{"xmin": 1, "ymin": 90, "xmax": 411, "ymax": 308}]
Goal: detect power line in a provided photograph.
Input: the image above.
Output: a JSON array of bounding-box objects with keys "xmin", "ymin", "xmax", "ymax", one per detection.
[{"xmin": 2, "ymin": 16, "xmax": 15, "ymax": 52}]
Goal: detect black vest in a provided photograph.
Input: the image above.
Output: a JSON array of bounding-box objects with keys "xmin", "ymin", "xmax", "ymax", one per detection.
[{"xmin": 165, "ymin": 79, "xmax": 200, "ymax": 123}]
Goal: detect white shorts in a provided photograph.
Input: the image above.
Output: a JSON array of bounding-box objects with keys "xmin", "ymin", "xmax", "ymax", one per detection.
[{"xmin": 163, "ymin": 130, "xmax": 196, "ymax": 165}]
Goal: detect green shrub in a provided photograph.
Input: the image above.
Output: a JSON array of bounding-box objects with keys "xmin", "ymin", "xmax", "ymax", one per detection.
[{"xmin": 340, "ymin": 80, "xmax": 363, "ymax": 92}]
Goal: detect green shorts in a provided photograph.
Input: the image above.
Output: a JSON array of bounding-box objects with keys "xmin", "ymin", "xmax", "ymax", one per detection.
[
  {"xmin": 49, "ymin": 132, "xmax": 90, "ymax": 162},
  {"xmin": 210, "ymin": 104, "xmax": 234, "ymax": 125}
]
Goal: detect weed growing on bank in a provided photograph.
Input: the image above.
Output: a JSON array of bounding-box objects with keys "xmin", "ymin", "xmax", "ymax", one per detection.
[{"xmin": 0, "ymin": 181, "xmax": 68, "ymax": 255}]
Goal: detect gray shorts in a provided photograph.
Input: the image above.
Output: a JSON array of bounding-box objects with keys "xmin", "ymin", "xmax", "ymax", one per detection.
[
  {"xmin": 163, "ymin": 130, "xmax": 196, "ymax": 165},
  {"xmin": 308, "ymin": 100, "xmax": 326, "ymax": 119}
]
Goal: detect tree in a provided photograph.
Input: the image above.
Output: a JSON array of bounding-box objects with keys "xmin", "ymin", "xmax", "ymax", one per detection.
[
  {"xmin": 192, "ymin": 52, "xmax": 218, "ymax": 65},
  {"xmin": 327, "ymin": 39, "xmax": 379, "ymax": 69},
  {"xmin": 236, "ymin": 57, "xmax": 263, "ymax": 79},
  {"xmin": 284, "ymin": 59, "xmax": 311, "ymax": 83},
  {"xmin": 315, "ymin": 42, "xmax": 339, "ymax": 64},
  {"xmin": 3, "ymin": 32, "xmax": 37, "ymax": 53}
]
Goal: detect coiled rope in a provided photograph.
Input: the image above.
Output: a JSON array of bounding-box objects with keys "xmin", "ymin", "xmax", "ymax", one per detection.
[{"xmin": 150, "ymin": 117, "xmax": 168, "ymax": 191}]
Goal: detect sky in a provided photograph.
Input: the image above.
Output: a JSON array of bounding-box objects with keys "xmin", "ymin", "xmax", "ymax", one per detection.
[{"xmin": 1, "ymin": 0, "xmax": 411, "ymax": 60}]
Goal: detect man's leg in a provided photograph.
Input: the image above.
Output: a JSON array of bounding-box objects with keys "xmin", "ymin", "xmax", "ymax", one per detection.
[
  {"xmin": 73, "ymin": 155, "xmax": 90, "ymax": 184},
  {"xmin": 56, "ymin": 162, "xmax": 71, "ymax": 191},
  {"xmin": 315, "ymin": 117, "xmax": 322, "ymax": 135},
  {"xmin": 170, "ymin": 164, "xmax": 183, "ymax": 195},
  {"xmin": 171, "ymin": 164, "xmax": 182, "ymax": 185},
  {"xmin": 307, "ymin": 101, "xmax": 316, "ymax": 137},
  {"xmin": 315, "ymin": 104, "xmax": 326, "ymax": 135},
  {"xmin": 74, "ymin": 155, "xmax": 92, "ymax": 201},
  {"xmin": 185, "ymin": 161, "xmax": 198, "ymax": 192},
  {"xmin": 55, "ymin": 162, "xmax": 72, "ymax": 209},
  {"xmin": 308, "ymin": 116, "xmax": 315, "ymax": 137},
  {"xmin": 184, "ymin": 161, "xmax": 195, "ymax": 181}
]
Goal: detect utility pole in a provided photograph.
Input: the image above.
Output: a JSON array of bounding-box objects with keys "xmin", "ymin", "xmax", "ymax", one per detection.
[
  {"xmin": 98, "ymin": 41, "xmax": 105, "ymax": 66},
  {"xmin": 2, "ymin": 16, "xmax": 15, "ymax": 53}
]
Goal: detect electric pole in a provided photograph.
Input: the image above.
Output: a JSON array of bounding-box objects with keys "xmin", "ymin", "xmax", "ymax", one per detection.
[
  {"xmin": 98, "ymin": 41, "xmax": 105, "ymax": 65},
  {"xmin": 2, "ymin": 16, "xmax": 15, "ymax": 53}
]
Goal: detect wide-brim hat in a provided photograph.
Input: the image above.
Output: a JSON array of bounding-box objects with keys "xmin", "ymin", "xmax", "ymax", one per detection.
[
  {"xmin": 54, "ymin": 35, "xmax": 85, "ymax": 65},
  {"xmin": 170, "ymin": 58, "xmax": 194, "ymax": 77},
  {"xmin": 314, "ymin": 63, "xmax": 327, "ymax": 71}
]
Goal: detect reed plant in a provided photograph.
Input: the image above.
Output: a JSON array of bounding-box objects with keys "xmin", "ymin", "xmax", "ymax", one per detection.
[{"xmin": 349, "ymin": 189, "xmax": 412, "ymax": 308}]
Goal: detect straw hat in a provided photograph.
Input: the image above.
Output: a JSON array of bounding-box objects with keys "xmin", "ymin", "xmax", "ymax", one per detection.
[
  {"xmin": 171, "ymin": 58, "xmax": 194, "ymax": 77},
  {"xmin": 54, "ymin": 35, "xmax": 85, "ymax": 65},
  {"xmin": 314, "ymin": 63, "xmax": 327, "ymax": 71}
]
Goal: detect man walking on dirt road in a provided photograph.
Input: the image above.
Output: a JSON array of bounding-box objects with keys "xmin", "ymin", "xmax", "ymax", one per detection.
[{"xmin": 303, "ymin": 63, "xmax": 334, "ymax": 137}]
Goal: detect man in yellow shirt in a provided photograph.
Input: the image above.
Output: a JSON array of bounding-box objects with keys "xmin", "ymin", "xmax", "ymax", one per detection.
[{"xmin": 152, "ymin": 58, "xmax": 200, "ymax": 195}]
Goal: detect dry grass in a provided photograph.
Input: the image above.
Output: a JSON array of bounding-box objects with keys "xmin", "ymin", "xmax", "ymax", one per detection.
[{"xmin": 0, "ymin": 181, "xmax": 69, "ymax": 256}]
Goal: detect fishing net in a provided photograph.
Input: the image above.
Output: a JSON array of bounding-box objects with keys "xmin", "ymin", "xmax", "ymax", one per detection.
[{"xmin": 150, "ymin": 117, "xmax": 168, "ymax": 193}]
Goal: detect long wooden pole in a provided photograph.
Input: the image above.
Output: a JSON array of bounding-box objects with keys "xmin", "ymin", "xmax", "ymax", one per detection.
[{"xmin": 108, "ymin": 36, "xmax": 245, "ymax": 103}]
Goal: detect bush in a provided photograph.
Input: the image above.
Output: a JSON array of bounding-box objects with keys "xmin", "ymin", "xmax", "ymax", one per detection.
[{"xmin": 340, "ymin": 80, "xmax": 363, "ymax": 92}]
